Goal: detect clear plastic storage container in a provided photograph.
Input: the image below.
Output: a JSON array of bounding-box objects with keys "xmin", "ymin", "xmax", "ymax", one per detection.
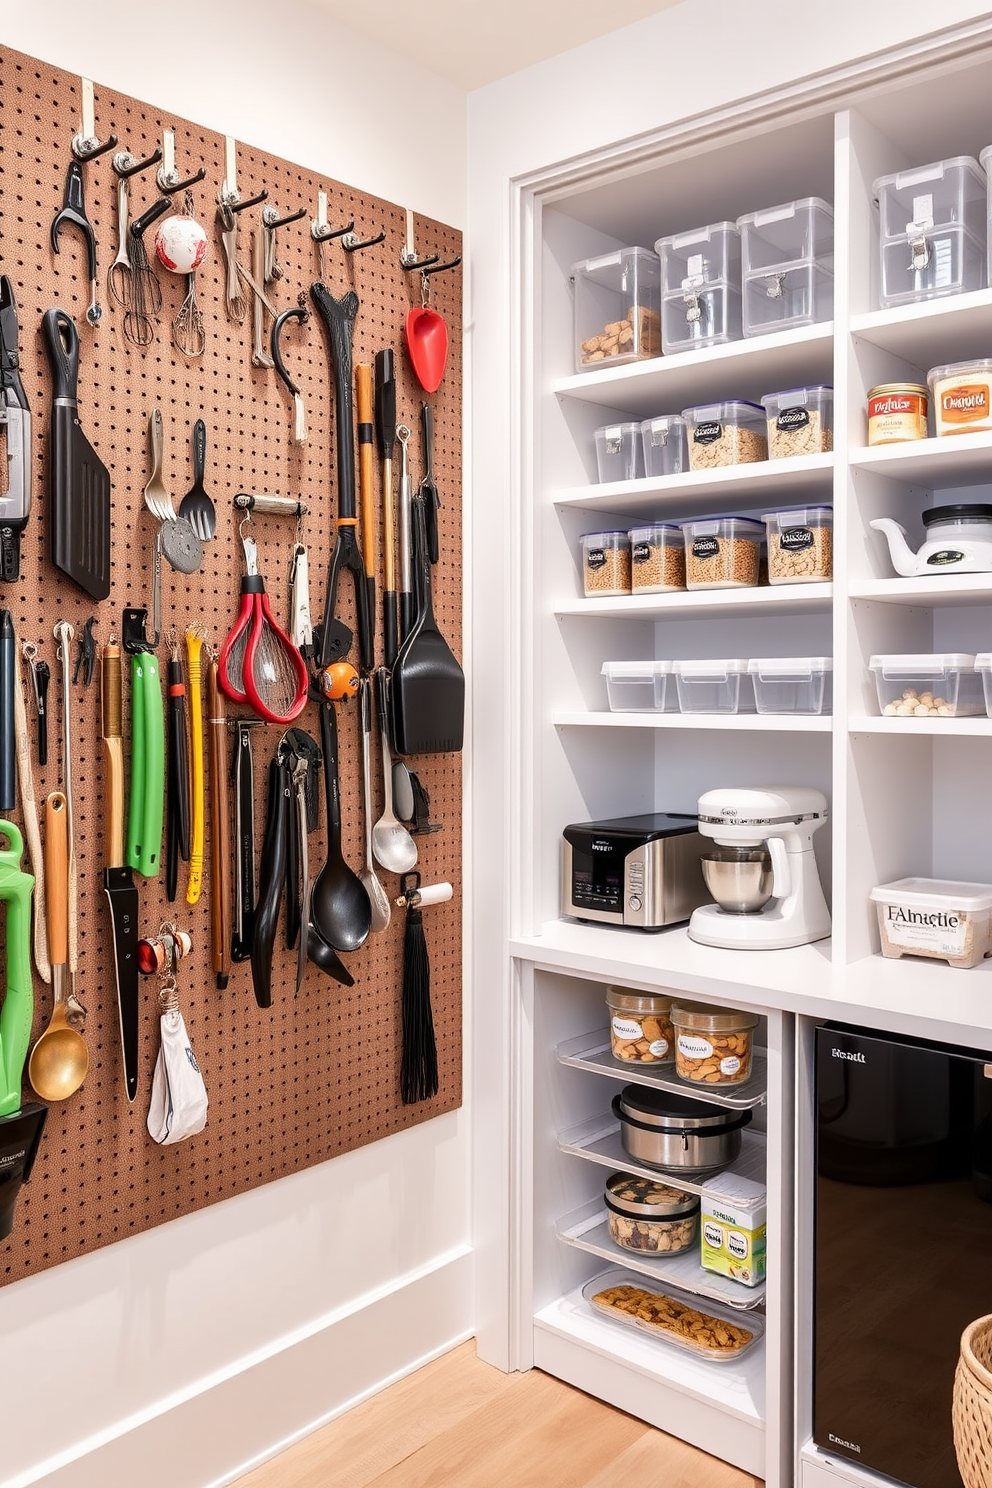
[
  {"xmin": 605, "ymin": 1173, "xmax": 699, "ymax": 1256},
  {"xmin": 681, "ymin": 515, "xmax": 764, "ymax": 589},
  {"xmin": 981, "ymin": 144, "xmax": 992, "ymax": 283},
  {"xmin": 655, "ymin": 221, "xmax": 743, "ymax": 354},
  {"xmin": 606, "ymin": 986, "xmax": 675, "ymax": 1062},
  {"xmin": 640, "ymin": 415, "xmax": 689, "ymax": 478},
  {"xmin": 760, "ymin": 386, "xmax": 834, "ymax": 458},
  {"xmin": 870, "ymin": 877, "xmax": 992, "ymax": 969},
  {"xmin": 761, "ymin": 505, "xmax": 833, "ymax": 584},
  {"xmin": 674, "ymin": 658, "xmax": 752, "ymax": 714},
  {"xmin": 737, "ymin": 197, "xmax": 835, "ymax": 336},
  {"xmin": 670, "ymin": 1002, "xmax": 760, "ymax": 1086},
  {"xmin": 582, "ymin": 1269, "xmax": 764, "ymax": 1361},
  {"xmin": 594, "ymin": 422, "xmax": 643, "ymax": 482},
  {"xmin": 683, "ymin": 401, "xmax": 768, "ymax": 471},
  {"xmin": 975, "ymin": 653, "xmax": 992, "ymax": 716},
  {"xmin": 873, "ymin": 155, "xmax": 987, "ymax": 308},
  {"xmin": 573, "ymin": 247, "xmax": 662, "ymax": 371},
  {"xmin": 868, "ymin": 653, "xmax": 984, "ymax": 717},
  {"xmin": 927, "ymin": 360, "xmax": 992, "ymax": 437},
  {"xmin": 630, "ymin": 523, "xmax": 685, "ymax": 593},
  {"xmin": 747, "ymin": 656, "xmax": 833, "ymax": 714},
  {"xmin": 601, "ymin": 660, "xmax": 678, "ymax": 713},
  {"xmin": 581, "ymin": 530, "xmax": 631, "ymax": 596}
]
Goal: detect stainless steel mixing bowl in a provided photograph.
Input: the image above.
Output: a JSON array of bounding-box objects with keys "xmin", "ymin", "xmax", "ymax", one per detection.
[{"xmin": 701, "ymin": 849, "xmax": 773, "ymax": 914}]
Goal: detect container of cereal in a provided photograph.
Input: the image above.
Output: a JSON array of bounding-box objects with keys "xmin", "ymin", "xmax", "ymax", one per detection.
[
  {"xmin": 630, "ymin": 523, "xmax": 685, "ymax": 593},
  {"xmin": 927, "ymin": 360, "xmax": 992, "ymax": 437},
  {"xmin": 761, "ymin": 505, "xmax": 833, "ymax": 584},
  {"xmin": 867, "ymin": 383, "xmax": 930, "ymax": 445},
  {"xmin": 683, "ymin": 401, "xmax": 768, "ymax": 471},
  {"xmin": 572, "ymin": 247, "xmax": 662, "ymax": 371},
  {"xmin": 760, "ymin": 386, "xmax": 834, "ymax": 458},
  {"xmin": 674, "ymin": 658, "xmax": 752, "ymax": 714},
  {"xmin": 747, "ymin": 657, "xmax": 833, "ymax": 715},
  {"xmin": 868, "ymin": 653, "xmax": 983, "ymax": 717},
  {"xmin": 640, "ymin": 415, "xmax": 689, "ymax": 478},
  {"xmin": 671, "ymin": 1002, "xmax": 759, "ymax": 1087},
  {"xmin": 605, "ymin": 1173, "xmax": 699, "ymax": 1256},
  {"xmin": 601, "ymin": 661, "xmax": 678, "ymax": 714},
  {"xmin": 595, "ymin": 422, "xmax": 643, "ymax": 483},
  {"xmin": 700, "ymin": 1174, "xmax": 767, "ymax": 1288},
  {"xmin": 581, "ymin": 530, "xmax": 630, "ymax": 597},
  {"xmin": 869, "ymin": 877, "xmax": 992, "ymax": 969},
  {"xmin": 606, "ymin": 986, "xmax": 675, "ymax": 1062},
  {"xmin": 682, "ymin": 514, "xmax": 763, "ymax": 589},
  {"xmin": 583, "ymin": 1269, "xmax": 764, "ymax": 1361}
]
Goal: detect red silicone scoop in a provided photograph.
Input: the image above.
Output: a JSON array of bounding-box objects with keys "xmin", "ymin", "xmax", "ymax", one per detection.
[{"xmin": 405, "ymin": 306, "xmax": 448, "ymax": 393}]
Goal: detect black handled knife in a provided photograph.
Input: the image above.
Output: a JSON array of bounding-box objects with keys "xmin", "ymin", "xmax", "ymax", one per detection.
[{"xmin": 101, "ymin": 639, "xmax": 140, "ymax": 1103}]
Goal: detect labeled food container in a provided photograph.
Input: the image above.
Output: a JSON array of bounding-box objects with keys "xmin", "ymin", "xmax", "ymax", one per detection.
[
  {"xmin": 606, "ymin": 986, "xmax": 674, "ymax": 1062},
  {"xmin": 655, "ymin": 221, "xmax": 743, "ymax": 354},
  {"xmin": 611, "ymin": 1085, "xmax": 753, "ymax": 1170},
  {"xmin": 867, "ymin": 382, "xmax": 930, "ymax": 445},
  {"xmin": 868, "ymin": 653, "xmax": 984, "ymax": 717},
  {"xmin": 681, "ymin": 514, "xmax": 764, "ymax": 589},
  {"xmin": 874, "ymin": 155, "xmax": 987, "ymax": 307},
  {"xmin": 927, "ymin": 360, "xmax": 992, "ymax": 437},
  {"xmin": 674, "ymin": 658, "xmax": 752, "ymax": 714},
  {"xmin": 583, "ymin": 1269, "xmax": 764, "ymax": 1361},
  {"xmin": 594, "ymin": 422, "xmax": 643, "ymax": 483},
  {"xmin": 761, "ymin": 505, "xmax": 833, "ymax": 584},
  {"xmin": 601, "ymin": 660, "xmax": 677, "ymax": 714},
  {"xmin": 630, "ymin": 524, "xmax": 685, "ymax": 593},
  {"xmin": 738, "ymin": 196, "xmax": 834, "ymax": 336},
  {"xmin": 640, "ymin": 415, "xmax": 689, "ymax": 478},
  {"xmin": 605, "ymin": 1173, "xmax": 699, "ymax": 1255},
  {"xmin": 870, "ymin": 877, "xmax": 992, "ymax": 969},
  {"xmin": 682, "ymin": 401, "xmax": 768, "ymax": 471},
  {"xmin": 581, "ymin": 530, "xmax": 631, "ymax": 597},
  {"xmin": 760, "ymin": 386, "xmax": 834, "ymax": 458},
  {"xmin": 700, "ymin": 1174, "xmax": 767, "ymax": 1287},
  {"xmin": 747, "ymin": 657, "xmax": 833, "ymax": 715},
  {"xmin": 573, "ymin": 247, "xmax": 662, "ymax": 371},
  {"xmin": 671, "ymin": 1003, "xmax": 760, "ymax": 1087}
]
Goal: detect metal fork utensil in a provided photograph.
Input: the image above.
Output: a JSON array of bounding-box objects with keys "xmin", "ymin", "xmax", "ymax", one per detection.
[{"xmin": 108, "ymin": 176, "xmax": 133, "ymax": 309}]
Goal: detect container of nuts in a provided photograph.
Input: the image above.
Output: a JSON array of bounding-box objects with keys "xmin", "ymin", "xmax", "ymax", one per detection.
[
  {"xmin": 671, "ymin": 1002, "xmax": 760, "ymax": 1087},
  {"xmin": 681, "ymin": 514, "xmax": 763, "ymax": 590},
  {"xmin": 581, "ymin": 530, "xmax": 631, "ymax": 597},
  {"xmin": 630, "ymin": 524, "xmax": 685, "ymax": 593},
  {"xmin": 572, "ymin": 247, "xmax": 662, "ymax": 372},
  {"xmin": 604, "ymin": 1173, "xmax": 700, "ymax": 1256},
  {"xmin": 868, "ymin": 653, "xmax": 984, "ymax": 718},
  {"xmin": 761, "ymin": 505, "xmax": 833, "ymax": 584},
  {"xmin": 606, "ymin": 986, "xmax": 675, "ymax": 1062},
  {"xmin": 682, "ymin": 401, "xmax": 768, "ymax": 471},
  {"xmin": 760, "ymin": 385, "xmax": 834, "ymax": 459}
]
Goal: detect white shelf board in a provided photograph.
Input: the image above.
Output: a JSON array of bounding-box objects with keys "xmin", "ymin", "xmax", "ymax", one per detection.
[
  {"xmin": 850, "ymin": 432, "xmax": 992, "ymax": 487},
  {"xmin": 850, "ymin": 289, "xmax": 992, "ymax": 363},
  {"xmin": 554, "ymin": 710, "xmax": 832, "ymax": 732},
  {"xmin": 556, "ymin": 1028, "xmax": 767, "ymax": 1110},
  {"xmin": 848, "ymin": 714, "xmax": 992, "ymax": 736},
  {"xmin": 554, "ymin": 453, "xmax": 833, "ymax": 516},
  {"xmin": 850, "ymin": 574, "xmax": 992, "ymax": 607},
  {"xmin": 557, "ymin": 1113, "xmax": 766, "ymax": 1197},
  {"xmin": 835, "ymin": 956, "xmax": 992, "ymax": 1048},
  {"xmin": 552, "ymin": 323, "xmax": 834, "ymax": 416},
  {"xmin": 534, "ymin": 1283, "xmax": 766, "ymax": 1424},
  {"xmin": 556, "ymin": 582, "xmax": 833, "ymax": 620}
]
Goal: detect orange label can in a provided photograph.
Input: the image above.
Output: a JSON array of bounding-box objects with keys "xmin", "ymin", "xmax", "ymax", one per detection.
[
  {"xmin": 867, "ymin": 384, "xmax": 929, "ymax": 445},
  {"xmin": 928, "ymin": 360, "xmax": 992, "ymax": 437}
]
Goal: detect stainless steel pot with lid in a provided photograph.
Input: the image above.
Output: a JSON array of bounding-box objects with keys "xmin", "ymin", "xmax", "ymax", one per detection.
[{"xmin": 612, "ymin": 1085, "xmax": 752, "ymax": 1171}]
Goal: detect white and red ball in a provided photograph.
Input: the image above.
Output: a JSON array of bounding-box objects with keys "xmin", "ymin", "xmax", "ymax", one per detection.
[{"xmin": 155, "ymin": 213, "xmax": 209, "ymax": 274}]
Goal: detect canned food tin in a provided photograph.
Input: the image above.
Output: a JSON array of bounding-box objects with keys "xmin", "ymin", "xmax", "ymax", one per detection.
[{"xmin": 867, "ymin": 383, "xmax": 929, "ymax": 445}]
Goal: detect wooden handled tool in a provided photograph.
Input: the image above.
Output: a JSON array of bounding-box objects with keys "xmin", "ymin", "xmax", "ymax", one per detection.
[
  {"xmin": 101, "ymin": 641, "xmax": 140, "ymax": 1102},
  {"xmin": 207, "ymin": 658, "xmax": 232, "ymax": 989},
  {"xmin": 356, "ymin": 363, "xmax": 376, "ymax": 653}
]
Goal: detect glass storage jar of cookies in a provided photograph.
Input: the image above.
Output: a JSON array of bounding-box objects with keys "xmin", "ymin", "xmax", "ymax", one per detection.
[
  {"xmin": 606, "ymin": 987, "xmax": 674, "ymax": 1064},
  {"xmin": 605, "ymin": 1173, "xmax": 700, "ymax": 1255},
  {"xmin": 671, "ymin": 1003, "xmax": 759, "ymax": 1086}
]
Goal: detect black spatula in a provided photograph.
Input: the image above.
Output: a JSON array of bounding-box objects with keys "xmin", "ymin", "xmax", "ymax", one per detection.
[{"xmin": 391, "ymin": 497, "xmax": 464, "ymax": 756}]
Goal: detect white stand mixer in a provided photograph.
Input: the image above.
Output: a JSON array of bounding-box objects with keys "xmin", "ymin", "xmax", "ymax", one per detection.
[{"xmin": 688, "ymin": 785, "xmax": 831, "ymax": 950}]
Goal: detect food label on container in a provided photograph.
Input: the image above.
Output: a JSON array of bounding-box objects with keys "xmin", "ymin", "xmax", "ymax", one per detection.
[
  {"xmin": 703, "ymin": 1221, "xmax": 724, "ymax": 1249},
  {"xmin": 780, "ymin": 525, "xmax": 814, "ymax": 552},
  {"xmin": 720, "ymin": 1054, "xmax": 742, "ymax": 1076},
  {"xmin": 867, "ymin": 389, "xmax": 928, "ymax": 444},
  {"xmin": 727, "ymin": 1230, "xmax": 750, "ymax": 1260},
  {"xmin": 776, "ymin": 407, "xmax": 810, "ymax": 432},
  {"xmin": 612, "ymin": 1015, "xmax": 644, "ymax": 1042},
  {"xmin": 938, "ymin": 383, "xmax": 990, "ymax": 427},
  {"xmin": 678, "ymin": 1033, "xmax": 714, "ymax": 1060},
  {"xmin": 693, "ymin": 422, "xmax": 723, "ymax": 445},
  {"xmin": 632, "ymin": 542, "xmax": 651, "ymax": 565},
  {"xmin": 691, "ymin": 536, "xmax": 720, "ymax": 561},
  {"xmin": 586, "ymin": 546, "xmax": 607, "ymax": 570},
  {"xmin": 927, "ymin": 549, "xmax": 965, "ymax": 566},
  {"xmin": 648, "ymin": 1036, "xmax": 671, "ymax": 1057},
  {"xmin": 881, "ymin": 903, "xmax": 968, "ymax": 955}
]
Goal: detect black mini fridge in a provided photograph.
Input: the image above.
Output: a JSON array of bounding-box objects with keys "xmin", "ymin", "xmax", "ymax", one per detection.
[{"xmin": 813, "ymin": 1023, "xmax": 992, "ymax": 1488}]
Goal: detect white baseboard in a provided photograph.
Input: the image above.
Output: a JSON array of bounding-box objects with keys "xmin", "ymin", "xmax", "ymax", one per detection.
[{"xmin": 22, "ymin": 1247, "xmax": 475, "ymax": 1488}]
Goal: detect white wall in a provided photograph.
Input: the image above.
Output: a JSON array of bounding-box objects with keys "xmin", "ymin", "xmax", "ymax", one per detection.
[{"xmin": 1, "ymin": 10, "xmax": 470, "ymax": 1488}]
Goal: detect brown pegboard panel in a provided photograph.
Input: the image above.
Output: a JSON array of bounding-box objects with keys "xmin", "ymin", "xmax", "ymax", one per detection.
[{"xmin": 0, "ymin": 45, "xmax": 463, "ymax": 1284}]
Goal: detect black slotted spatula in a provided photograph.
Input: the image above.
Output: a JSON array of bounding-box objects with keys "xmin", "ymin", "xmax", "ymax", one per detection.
[{"xmin": 391, "ymin": 496, "xmax": 464, "ymax": 756}]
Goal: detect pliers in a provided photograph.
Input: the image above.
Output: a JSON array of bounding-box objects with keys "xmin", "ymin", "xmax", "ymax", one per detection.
[
  {"xmin": 50, "ymin": 159, "xmax": 101, "ymax": 326},
  {"xmin": 0, "ymin": 277, "xmax": 32, "ymax": 582},
  {"xmin": 123, "ymin": 609, "xmax": 164, "ymax": 879}
]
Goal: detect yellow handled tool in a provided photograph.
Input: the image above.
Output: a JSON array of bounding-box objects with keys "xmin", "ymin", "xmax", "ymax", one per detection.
[{"xmin": 185, "ymin": 627, "xmax": 206, "ymax": 905}]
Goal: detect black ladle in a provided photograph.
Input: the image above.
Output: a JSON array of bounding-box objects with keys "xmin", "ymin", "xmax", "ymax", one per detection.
[{"xmin": 310, "ymin": 702, "xmax": 371, "ymax": 952}]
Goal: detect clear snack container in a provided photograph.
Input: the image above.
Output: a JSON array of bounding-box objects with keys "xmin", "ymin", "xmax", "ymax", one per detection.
[
  {"xmin": 640, "ymin": 415, "xmax": 689, "ymax": 478},
  {"xmin": 674, "ymin": 658, "xmax": 753, "ymax": 714},
  {"xmin": 870, "ymin": 877, "xmax": 992, "ymax": 969},
  {"xmin": 975, "ymin": 653, "xmax": 992, "ymax": 716},
  {"xmin": 747, "ymin": 657, "xmax": 833, "ymax": 714},
  {"xmin": 671, "ymin": 1003, "xmax": 760, "ymax": 1086},
  {"xmin": 737, "ymin": 197, "xmax": 835, "ymax": 336},
  {"xmin": 655, "ymin": 221, "xmax": 743, "ymax": 354},
  {"xmin": 681, "ymin": 515, "xmax": 763, "ymax": 590},
  {"xmin": 630, "ymin": 523, "xmax": 685, "ymax": 593},
  {"xmin": 595, "ymin": 422, "xmax": 643, "ymax": 483},
  {"xmin": 761, "ymin": 505, "xmax": 833, "ymax": 584},
  {"xmin": 581, "ymin": 530, "xmax": 631, "ymax": 597},
  {"xmin": 573, "ymin": 247, "xmax": 662, "ymax": 371},
  {"xmin": 683, "ymin": 401, "xmax": 768, "ymax": 471},
  {"xmin": 869, "ymin": 653, "xmax": 984, "ymax": 717},
  {"xmin": 981, "ymin": 144, "xmax": 992, "ymax": 282},
  {"xmin": 605, "ymin": 1173, "xmax": 699, "ymax": 1256},
  {"xmin": 927, "ymin": 360, "xmax": 992, "ymax": 437},
  {"xmin": 606, "ymin": 986, "xmax": 675, "ymax": 1062},
  {"xmin": 601, "ymin": 660, "xmax": 678, "ymax": 713},
  {"xmin": 873, "ymin": 155, "xmax": 987, "ymax": 307},
  {"xmin": 582, "ymin": 1268, "xmax": 764, "ymax": 1362},
  {"xmin": 760, "ymin": 386, "xmax": 834, "ymax": 459}
]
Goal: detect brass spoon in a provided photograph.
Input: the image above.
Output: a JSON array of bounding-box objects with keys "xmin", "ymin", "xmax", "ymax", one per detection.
[{"xmin": 28, "ymin": 793, "xmax": 88, "ymax": 1102}]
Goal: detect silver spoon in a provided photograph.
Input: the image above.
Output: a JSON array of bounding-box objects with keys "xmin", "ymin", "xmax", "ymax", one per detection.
[
  {"xmin": 372, "ymin": 670, "xmax": 417, "ymax": 874},
  {"xmin": 359, "ymin": 677, "xmax": 391, "ymax": 931}
]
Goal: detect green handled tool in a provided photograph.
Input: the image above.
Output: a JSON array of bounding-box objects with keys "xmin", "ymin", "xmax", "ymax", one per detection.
[
  {"xmin": 0, "ymin": 821, "xmax": 36, "ymax": 1116},
  {"xmin": 123, "ymin": 609, "xmax": 164, "ymax": 879}
]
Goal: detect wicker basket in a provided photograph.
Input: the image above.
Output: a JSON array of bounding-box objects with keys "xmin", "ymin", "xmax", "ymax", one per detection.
[{"xmin": 954, "ymin": 1315, "xmax": 992, "ymax": 1488}]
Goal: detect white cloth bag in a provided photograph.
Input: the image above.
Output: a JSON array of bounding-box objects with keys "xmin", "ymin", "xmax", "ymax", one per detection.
[{"xmin": 147, "ymin": 1008, "xmax": 208, "ymax": 1145}]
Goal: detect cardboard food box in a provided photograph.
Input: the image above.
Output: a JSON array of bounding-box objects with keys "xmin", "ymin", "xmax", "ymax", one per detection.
[{"xmin": 700, "ymin": 1174, "xmax": 767, "ymax": 1288}]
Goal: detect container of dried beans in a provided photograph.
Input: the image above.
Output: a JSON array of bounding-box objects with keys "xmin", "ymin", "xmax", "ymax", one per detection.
[
  {"xmin": 682, "ymin": 400, "xmax": 768, "ymax": 471},
  {"xmin": 630, "ymin": 523, "xmax": 685, "ymax": 593},
  {"xmin": 581, "ymin": 530, "xmax": 631, "ymax": 597},
  {"xmin": 681, "ymin": 514, "xmax": 763, "ymax": 590}
]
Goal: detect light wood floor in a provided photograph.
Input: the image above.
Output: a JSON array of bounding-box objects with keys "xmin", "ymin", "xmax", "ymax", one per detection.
[{"xmin": 232, "ymin": 1340, "xmax": 763, "ymax": 1488}]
